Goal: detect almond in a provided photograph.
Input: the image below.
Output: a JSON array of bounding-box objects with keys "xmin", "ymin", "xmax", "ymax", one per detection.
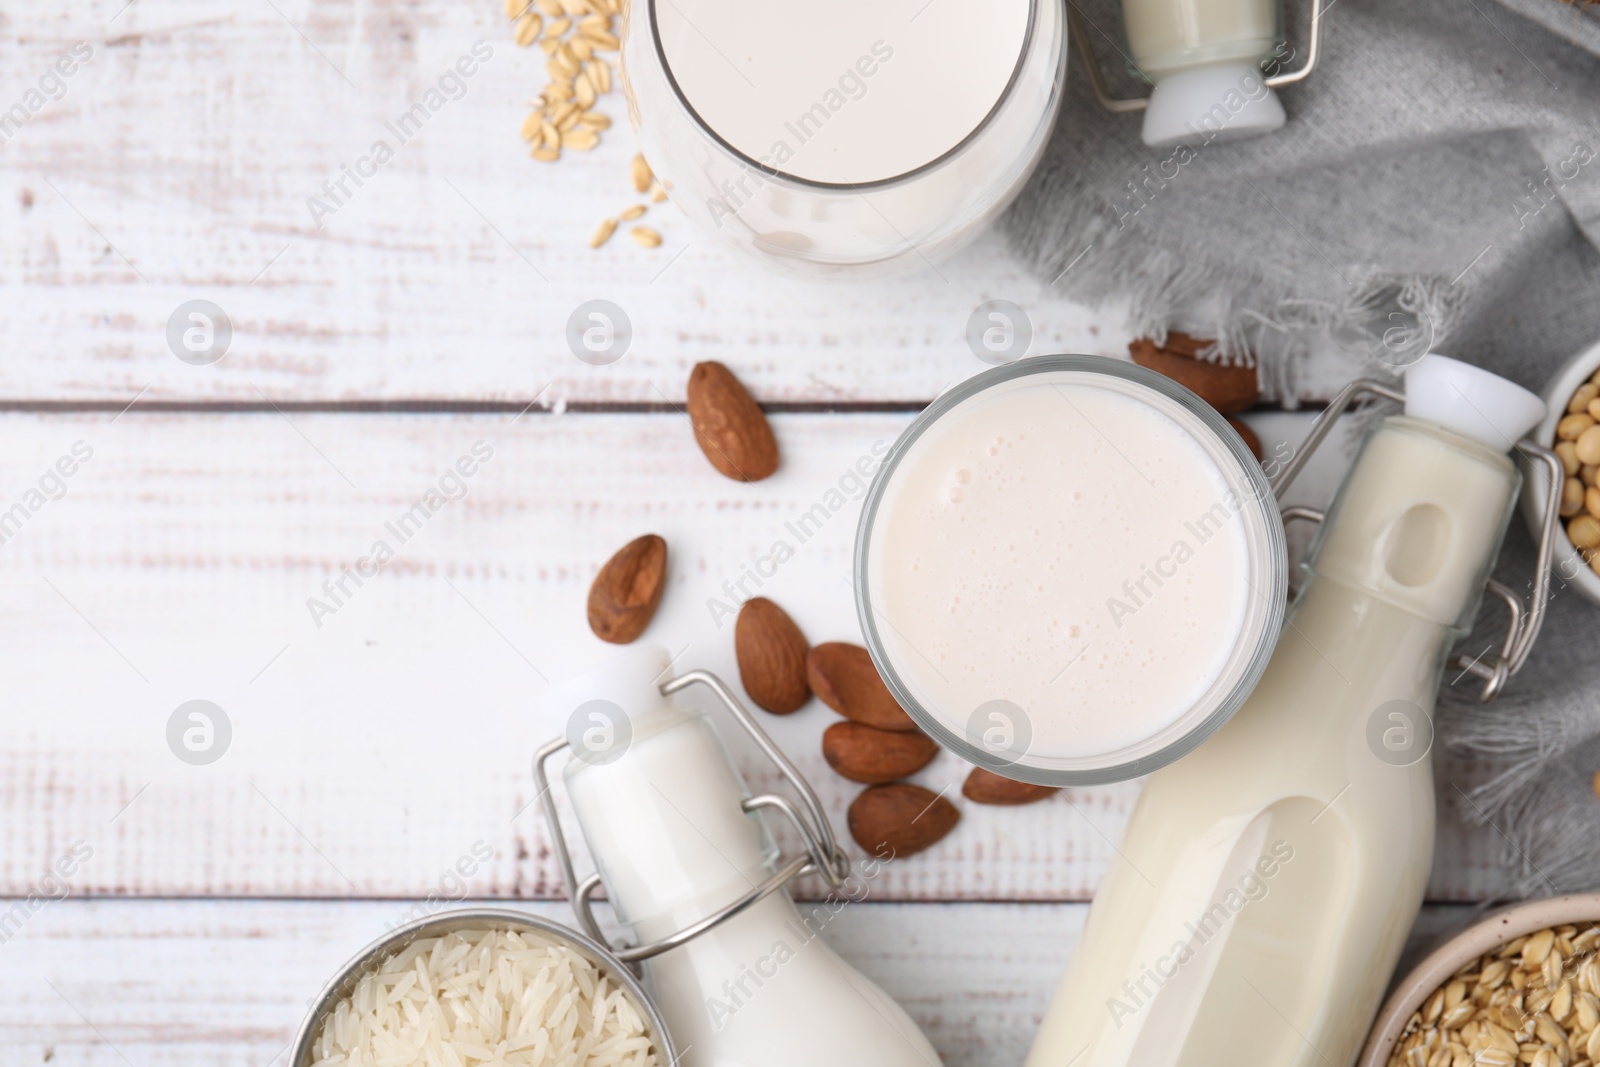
[
  {"xmin": 823, "ymin": 722, "xmax": 938, "ymax": 784},
  {"xmin": 1129, "ymin": 333, "xmax": 1259, "ymax": 414},
  {"xmin": 735, "ymin": 597, "xmax": 810, "ymax": 714},
  {"xmin": 1226, "ymin": 416, "xmax": 1263, "ymax": 461},
  {"xmin": 806, "ymin": 642, "xmax": 917, "ymax": 732},
  {"xmin": 848, "ymin": 783, "xmax": 958, "ymax": 857},
  {"xmin": 586, "ymin": 534, "xmax": 667, "ymax": 644},
  {"xmin": 685, "ymin": 361, "xmax": 779, "ymax": 482},
  {"xmin": 962, "ymin": 767, "xmax": 1059, "ymax": 806}
]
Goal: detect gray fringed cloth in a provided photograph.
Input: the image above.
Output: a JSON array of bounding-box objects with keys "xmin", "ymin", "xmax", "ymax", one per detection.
[
  {"xmin": 1003, "ymin": 0, "xmax": 1600, "ymax": 896},
  {"xmin": 1005, "ymin": 0, "xmax": 1600, "ymax": 397},
  {"xmin": 1448, "ymin": 529, "xmax": 1600, "ymax": 899}
]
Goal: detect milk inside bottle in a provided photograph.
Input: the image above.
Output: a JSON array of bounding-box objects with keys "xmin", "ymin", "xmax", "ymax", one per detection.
[
  {"xmin": 1026, "ymin": 356, "xmax": 1549, "ymax": 1067},
  {"xmin": 541, "ymin": 646, "xmax": 946, "ymax": 1067}
]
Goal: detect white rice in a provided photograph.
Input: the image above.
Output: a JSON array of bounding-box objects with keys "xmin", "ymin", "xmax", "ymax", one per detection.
[{"xmin": 308, "ymin": 926, "xmax": 659, "ymax": 1067}]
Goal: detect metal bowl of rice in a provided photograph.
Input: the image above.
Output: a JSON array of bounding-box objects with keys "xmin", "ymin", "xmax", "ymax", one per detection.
[{"xmin": 290, "ymin": 907, "xmax": 675, "ymax": 1067}]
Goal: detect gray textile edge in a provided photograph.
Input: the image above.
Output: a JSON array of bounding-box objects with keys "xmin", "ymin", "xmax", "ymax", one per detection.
[{"xmin": 1003, "ymin": 0, "xmax": 1600, "ymax": 397}]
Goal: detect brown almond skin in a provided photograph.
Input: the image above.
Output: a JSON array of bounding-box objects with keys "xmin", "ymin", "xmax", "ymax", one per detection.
[
  {"xmin": 848, "ymin": 783, "xmax": 959, "ymax": 858},
  {"xmin": 685, "ymin": 361, "xmax": 779, "ymax": 482},
  {"xmin": 1151, "ymin": 330, "xmax": 1211, "ymax": 358},
  {"xmin": 1129, "ymin": 334, "xmax": 1259, "ymax": 415},
  {"xmin": 807, "ymin": 642, "xmax": 917, "ymax": 732},
  {"xmin": 586, "ymin": 534, "xmax": 667, "ymax": 644},
  {"xmin": 823, "ymin": 722, "xmax": 939, "ymax": 784},
  {"xmin": 1226, "ymin": 416, "xmax": 1263, "ymax": 461},
  {"xmin": 735, "ymin": 597, "xmax": 810, "ymax": 714},
  {"xmin": 962, "ymin": 767, "xmax": 1060, "ymax": 806}
]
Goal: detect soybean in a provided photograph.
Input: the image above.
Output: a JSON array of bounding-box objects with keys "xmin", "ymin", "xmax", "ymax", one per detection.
[
  {"xmin": 1564, "ymin": 478, "xmax": 1587, "ymax": 517},
  {"xmin": 1559, "ymin": 413, "xmax": 1596, "ymax": 441},
  {"xmin": 1570, "ymin": 515, "xmax": 1600, "ymax": 550},
  {"xmin": 1558, "ymin": 441, "xmax": 1581, "ymax": 476},
  {"xmin": 1578, "ymin": 424, "xmax": 1600, "ymax": 466}
]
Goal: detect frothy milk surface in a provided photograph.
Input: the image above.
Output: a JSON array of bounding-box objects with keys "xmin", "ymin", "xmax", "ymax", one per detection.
[
  {"xmin": 654, "ymin": 0, "xmax": 1031, "ymax": 184},
  {"xmin": 867, "ymin": 373, "xmax": 1252, "ymax": 760}
]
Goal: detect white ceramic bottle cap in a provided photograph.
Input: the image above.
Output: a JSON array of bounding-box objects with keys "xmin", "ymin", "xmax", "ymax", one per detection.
[
  {"xmin": 1141, "ymin": 62, "xmax": 1285, "ymax": 149},
  {"xmin": 1404, "ymin": 354, "xmax": 1547, "ymax": 453},
  {"xmin": 539, "ymin": 644, "xmax": 672, "ymax": 728}
]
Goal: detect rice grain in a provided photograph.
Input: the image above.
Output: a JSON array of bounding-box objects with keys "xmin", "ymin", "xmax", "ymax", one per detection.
[{"xmin": 309, "ymin": 926, "xmax": 658, "ymax": 1067}]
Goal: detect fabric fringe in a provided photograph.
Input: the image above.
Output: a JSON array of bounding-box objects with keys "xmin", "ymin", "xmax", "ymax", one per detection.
[
  {"xmin": 1445, "ymin": 686, "xmax": 1600, "ymax": 896},
  {"xmin": 1001, "ymin": 172, "xmax": 1473, "ymax": 408}
]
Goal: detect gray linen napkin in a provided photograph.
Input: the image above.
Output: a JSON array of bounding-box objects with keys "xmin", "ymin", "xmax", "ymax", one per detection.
[
  {"xmin": 1004, "ymin": 0, "xmax": 1600, "ymax": 894},
  {"xmin": 1006, "ymin": 0, "xmax": 1600, "ymax": 398}
]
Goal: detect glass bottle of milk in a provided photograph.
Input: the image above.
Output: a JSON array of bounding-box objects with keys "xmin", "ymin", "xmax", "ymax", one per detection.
[
  {"xmin": 1027, "ymin": 357, "xmax": 1548, "ymax": 1067},
  {"xmin": 541, "ymin": 645, "xmax": 945, "ymax": 1067}
]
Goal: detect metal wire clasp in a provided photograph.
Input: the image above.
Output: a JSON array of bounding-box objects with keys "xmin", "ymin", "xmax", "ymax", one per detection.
[
  {"xmin": 1068, "ymin": 0, "xmax": 1324, "ymax": 115},
  {"xmin": 532, "ymin": 669, "xmax": 851, "ymax": 963},
  {"xmin": 1268, "ymin": 377, "xmax": 1565, "ymax": 703}
]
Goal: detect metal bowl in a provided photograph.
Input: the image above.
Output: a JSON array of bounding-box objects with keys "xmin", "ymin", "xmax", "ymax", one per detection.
[
  {"xmin": 1357, "ymin": 893, "xmax": 1600, "ymax": 1067},
  {"xmin": 289, "ymin": 907, "xmax": 676, "ymax": 1067}
]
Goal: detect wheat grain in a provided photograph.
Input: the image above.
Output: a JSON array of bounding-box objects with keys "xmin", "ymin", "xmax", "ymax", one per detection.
[
  {"xmin": 1388, "ymin": 922, "xmax": 1600, "ymax": 1067},
  {"xmin": 631, "ymin": 153, "xmax": 653, "ymax": 193},
  {"xmin": 509, "ymin": 0, "xmax": 671, "ymax": 250}
]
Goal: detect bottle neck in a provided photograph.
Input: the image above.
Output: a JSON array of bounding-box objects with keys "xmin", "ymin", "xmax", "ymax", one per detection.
[
  {"xmin": 1287, "ymin": 576, "xmax": 1456, "ymax": 707},
  {"xmin": 566, "ymin": 712, "xmax": 774, "ymax": 932},
  {"xmin": 1303, "ymin": 416, "xmax": 1519, "ymax": 634}
]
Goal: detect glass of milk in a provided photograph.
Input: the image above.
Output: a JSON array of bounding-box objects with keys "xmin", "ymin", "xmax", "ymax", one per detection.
[
  {"xmin": 854, "ymin": 356, "xmax": 1287, "ymax": 784},
  {"xmin": 620, "ymin": 0, "xmax": 1065, "ymax": 276}
]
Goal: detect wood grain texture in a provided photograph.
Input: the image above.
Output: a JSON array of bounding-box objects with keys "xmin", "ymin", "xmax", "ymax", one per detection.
[
  {"xmin": 1, "ymin": 900, "xmax": 1076, "ymax": 1067},
  {"xmin": 0, "ymin": 899, "xmax": 1482, "ymax": 1067},
  {"xmin": 0, "ymin": 411, "xmax": 1525, "ymax": 901},
  {"xmin": 0, "ymin": 3, "xmax": 1363, "ymax": 407}
]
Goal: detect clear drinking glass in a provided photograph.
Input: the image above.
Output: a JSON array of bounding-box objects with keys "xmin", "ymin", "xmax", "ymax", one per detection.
[
  {"xmin": 854, "ymin": 356, "xmax": 1288, "ymax": 785},
  {"xmin": 619, "ymin": 0, "xmax": 1066, "ymax": 278}
]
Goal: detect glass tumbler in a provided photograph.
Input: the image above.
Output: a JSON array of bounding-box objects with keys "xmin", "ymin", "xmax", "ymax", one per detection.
[{"xmin": 619, "ymin": 0, "xmax": 1066, "ymax": 278}]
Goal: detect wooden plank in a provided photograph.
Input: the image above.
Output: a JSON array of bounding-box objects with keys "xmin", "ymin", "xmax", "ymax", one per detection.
[
  {"xmin": 0, "ymin": 899, "xmax": 1480, "ymax": 1066},
  {"xmin": 0, "ymin": 3, "xmax": 1361, "ymax": 406},
  {"xmin": 0, "ymin": 409, "xmax": 1520, "ymax": 901}
]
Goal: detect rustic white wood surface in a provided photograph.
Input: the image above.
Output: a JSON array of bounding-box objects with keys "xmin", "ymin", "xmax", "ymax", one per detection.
[
  {"xmin": 1, "ymin": 899, "xmax": 1481, "ymax": 1067},
  {"xmin": 0, "ymin": 1, "xmax": 1364, "ymax": 407},
  {"xmin": 0, "ymin": 2, "xmax": 1529, "ymax": 1062},
  {"xmin": 0, "ymin": 410, "xmax": 1515, "ymax": 903}
]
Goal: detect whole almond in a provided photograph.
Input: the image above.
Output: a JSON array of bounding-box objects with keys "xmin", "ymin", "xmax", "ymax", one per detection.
[
  {"xmin": 962, "ymin": 767, "xmax": 1059, "ymax": 806},
  {"xmin": 1129, "ymin": 334, "xmax": 1259, "ymax": 414},
  {"xmin": 848, "ymin": 783, "xmax": 959, "ymax": 858},
  {"xmin": 685, "ymin": 361, "xmax": 779, "ymax": 482},
  {"xmin": 823, "ymin": 722, "xmax": 938, "ymax": 784},
  {"xmin": 807, "ymin": 642, "xmax": 917, "ymax": 732},
  {"xmin": 586, "ymin": 534, "xmax": 667, "ymax": 644},
  {"xmin": 735, "ymin": 597, "xmax": 810, "ymax": 714}
]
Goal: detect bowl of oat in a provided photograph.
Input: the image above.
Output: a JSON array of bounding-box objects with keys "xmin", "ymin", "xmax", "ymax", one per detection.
[{"xmin": 1358, "ymin": 894, "xmax": 1600, "ymax": 1067}]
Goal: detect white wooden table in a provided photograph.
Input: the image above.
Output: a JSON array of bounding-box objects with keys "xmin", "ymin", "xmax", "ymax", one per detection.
[{"xmin": 0, "ymin": 3, "xmax": 1516, "ymax": 1064}]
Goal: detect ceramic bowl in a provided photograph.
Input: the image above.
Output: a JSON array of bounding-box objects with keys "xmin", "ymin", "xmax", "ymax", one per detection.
[
  {"xmin": 1357, "ymin": 894, "xmax": 1600, "ymax": 1067},
  {"xmin": 1520, "ymin": 339, "xmax": 1600, "ymax": 606}
]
